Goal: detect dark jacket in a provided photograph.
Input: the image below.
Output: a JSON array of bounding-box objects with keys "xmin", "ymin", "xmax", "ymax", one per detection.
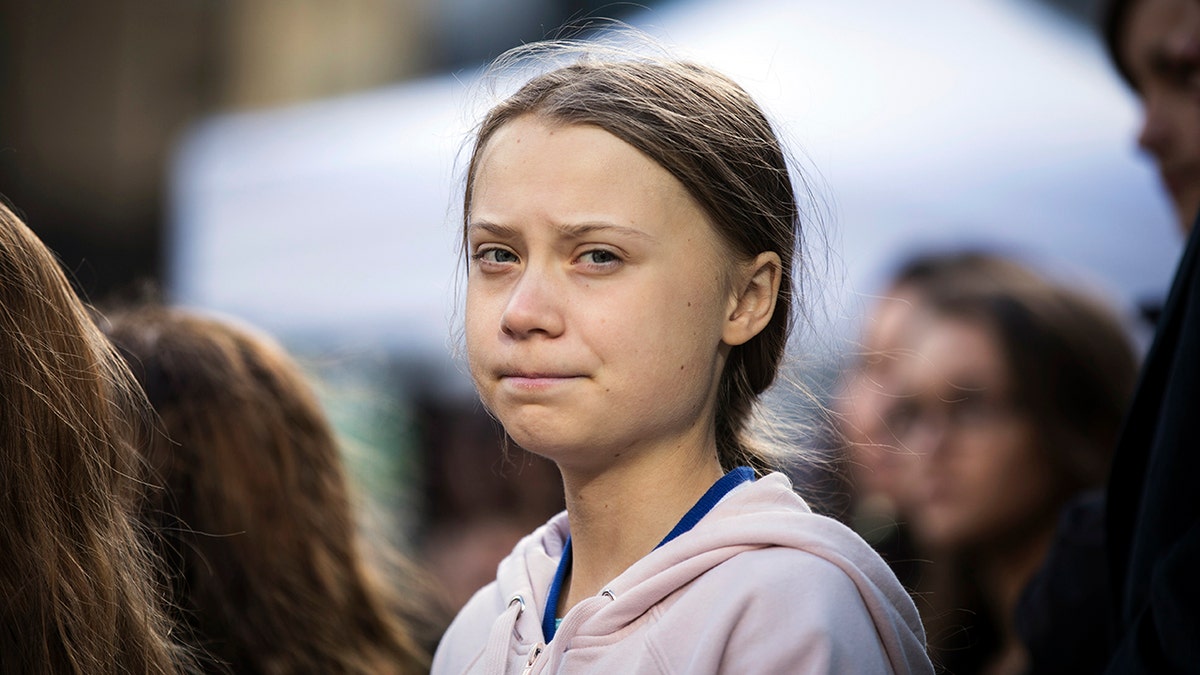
[
  {"xmin": 1017, "ymin": 491, "xmax": 1111, "ymax": 674},
  {"xmin": 1105, "ymin": 218, "xmax": 1200, "ymax": 674}
]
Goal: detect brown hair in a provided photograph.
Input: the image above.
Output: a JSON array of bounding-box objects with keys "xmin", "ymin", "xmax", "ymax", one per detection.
[
  {"xmin": 1102, "ymin": 0, "xmax": 1138, "ymax": 90},
  {"xmin": 0, "ymin": 203, "xmax": 184, "ymax": 674},
  {"xmin": 463, "ymin": 47, "xmax": 803, "ymax": 473},
  {"xmin": 102, "ymin": 307, "xmax": 432, "ymax": 674}
]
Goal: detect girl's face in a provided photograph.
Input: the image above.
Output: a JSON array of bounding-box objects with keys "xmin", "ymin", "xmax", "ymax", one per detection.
[
  {"xmin": 465, "ymin": 115, "xmax": 737, "ymax": 473},
  {"xmin": 888, "ymin": 317, "xmax": 1060, "ymax": 552}
]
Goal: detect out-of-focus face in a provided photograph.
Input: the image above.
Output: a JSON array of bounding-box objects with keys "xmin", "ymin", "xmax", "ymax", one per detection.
[
  {"xmin": 888, "ymin": 316, "xmax": 1061, "ymax": 552},
  {"xmin": 464, "ymin": 115, "xmax": 738, "ymax": 474},
  {"xmin": 1121, "ymin": 0, "xmax": 1200, "ymax": 233},
  {"xmin": 838, "ymin": 285, "xmax": 927, "ymax": 516}
]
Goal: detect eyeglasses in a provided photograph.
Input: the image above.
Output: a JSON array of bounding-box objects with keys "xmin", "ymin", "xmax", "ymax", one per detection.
[{"xmin": 881, "ymin": 388, "xmax": 1023, "ymax": 445}]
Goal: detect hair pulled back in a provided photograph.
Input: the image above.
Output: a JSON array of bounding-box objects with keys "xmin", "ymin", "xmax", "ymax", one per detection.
[{"xmin": 464, "ymin": 46, "xmax": 802, "ymax": 473}]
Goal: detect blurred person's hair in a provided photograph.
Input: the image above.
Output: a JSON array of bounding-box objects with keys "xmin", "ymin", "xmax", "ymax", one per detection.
[
  {"xmin": 0, "ymin": 202, "xmax": 185, "ymax": 674},
  {"xmin": 1102, "ymin": 0, "xmax": 1137, "ymax": 89},
  {"xmin": 847, "ymin": 250, "xmax": 1042, "ymax": 371},
  {"xmin": 101, "ymin": 306, "xmax": 434, "ymax": 674},
  {"xmin": 884, "ymin": 249, "xmax": 1043, "ymax": 303}
]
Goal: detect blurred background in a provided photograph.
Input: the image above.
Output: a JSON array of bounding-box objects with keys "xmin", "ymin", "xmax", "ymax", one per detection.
[{"xmin": 0, "ymin": 0, "xmax": 1182, "ymax": 612}]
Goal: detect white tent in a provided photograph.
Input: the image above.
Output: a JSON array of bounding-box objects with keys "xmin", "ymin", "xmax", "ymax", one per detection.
[{"xmin": 170, "ymin": 0, "xmax": 1181, "ymax": 375}]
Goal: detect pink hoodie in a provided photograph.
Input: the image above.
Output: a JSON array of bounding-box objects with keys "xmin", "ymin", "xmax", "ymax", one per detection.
[{"xmin": 432, "ymin": 473, "xmax": 932, "ymax": 674}]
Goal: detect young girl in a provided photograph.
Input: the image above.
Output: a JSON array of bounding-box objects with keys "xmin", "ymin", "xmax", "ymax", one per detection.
[
  {"xmin": 102, "ymin": 306, "xmax": 438, "ymax": 674},
  {"xmin": 431, "ymin": 46, "xmax": 932, "ymax": 673},
  {"xmin": 0, "ymin": 203, "xmax": 184, "ymax": 674}
]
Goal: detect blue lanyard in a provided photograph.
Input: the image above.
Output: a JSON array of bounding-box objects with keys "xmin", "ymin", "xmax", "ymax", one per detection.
[{"xmin": 541, "ymin": 466, "xmax": 755, "ymax": 641}]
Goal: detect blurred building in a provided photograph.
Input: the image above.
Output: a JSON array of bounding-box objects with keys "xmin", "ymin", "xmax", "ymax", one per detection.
[{"xmin": 0, "ymin": 0, "xmax": 647, "ymax": 300}]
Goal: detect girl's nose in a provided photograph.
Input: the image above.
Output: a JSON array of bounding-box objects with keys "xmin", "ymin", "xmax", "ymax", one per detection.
[
  {"xmin": 500, "ymin": 266, "xmax": 565, "ymax": 339},
  {"xmin": 900, "ymin": 411, "xmax": 953, "ymax": 461}
]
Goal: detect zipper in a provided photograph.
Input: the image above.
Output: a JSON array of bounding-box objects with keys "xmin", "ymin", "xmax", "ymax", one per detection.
[{"xmin": 520, "ymin": 642, "xmax": 546, "ymax": 675}]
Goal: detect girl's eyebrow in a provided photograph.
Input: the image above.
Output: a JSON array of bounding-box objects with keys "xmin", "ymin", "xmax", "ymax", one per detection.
[
  {"xmin": 467, "ymin": 219, "xmax": 659, "ymax": 243},
  {"xmin": 466, "ymin": 220, "xmax": 518, "ymax": 238},
  {"xmin": 554, "ymin": 221, "xmax": 658, "ymax": 242}
]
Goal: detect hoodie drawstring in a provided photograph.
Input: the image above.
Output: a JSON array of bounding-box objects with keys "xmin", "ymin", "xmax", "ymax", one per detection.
[{"xmin": 484, "ymin": 594, "xmax": 526, "ymax": 674}]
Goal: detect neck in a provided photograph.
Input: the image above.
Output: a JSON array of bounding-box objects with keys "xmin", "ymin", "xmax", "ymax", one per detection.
[
  {"xmin": 557, "ymin": 442, "xmax": 725, "ymax": 614},
  {"xmin": 975, "ymin": 519, "xmax": 1056, "ymax": 642}
]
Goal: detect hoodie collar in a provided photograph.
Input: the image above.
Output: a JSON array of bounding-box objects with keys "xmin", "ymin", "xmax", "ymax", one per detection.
[{"xmin": 540, "ymin": 466, "xmax": 755, "ymax": 641}]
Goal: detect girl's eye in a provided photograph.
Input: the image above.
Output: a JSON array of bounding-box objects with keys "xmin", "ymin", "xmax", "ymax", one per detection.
[
  {"xmin": 472, "ymin": 247, "xmax": 519, "ymax": 265},
  {"xmin": 578, "ymin": 249, "xmax": 621, "ymax": 266}
]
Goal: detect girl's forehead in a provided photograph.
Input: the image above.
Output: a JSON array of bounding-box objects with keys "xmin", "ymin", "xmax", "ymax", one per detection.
[
  {"xmin": 479, "ymin": 117, "xmax": 630, "ymax": 166},
  {"xmin": 473, "ymin": 119, "xmax": 690, "ymax": 209}
]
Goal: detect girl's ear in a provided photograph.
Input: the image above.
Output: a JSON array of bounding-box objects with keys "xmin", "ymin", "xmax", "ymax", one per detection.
[{"xmin": 723, "ymin": 251, "xmax": 782, "ymax": 347}]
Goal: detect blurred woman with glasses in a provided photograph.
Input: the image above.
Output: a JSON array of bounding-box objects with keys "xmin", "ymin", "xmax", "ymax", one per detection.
[{"xmin": 845, "ymin": 251, "xmax": 1137, "ymax": 673}]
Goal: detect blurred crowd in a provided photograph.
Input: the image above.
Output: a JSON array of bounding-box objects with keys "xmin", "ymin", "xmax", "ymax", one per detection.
[{"xmin": 2, "ymin": 0, "xmax": 1199, "ymax": 673}]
